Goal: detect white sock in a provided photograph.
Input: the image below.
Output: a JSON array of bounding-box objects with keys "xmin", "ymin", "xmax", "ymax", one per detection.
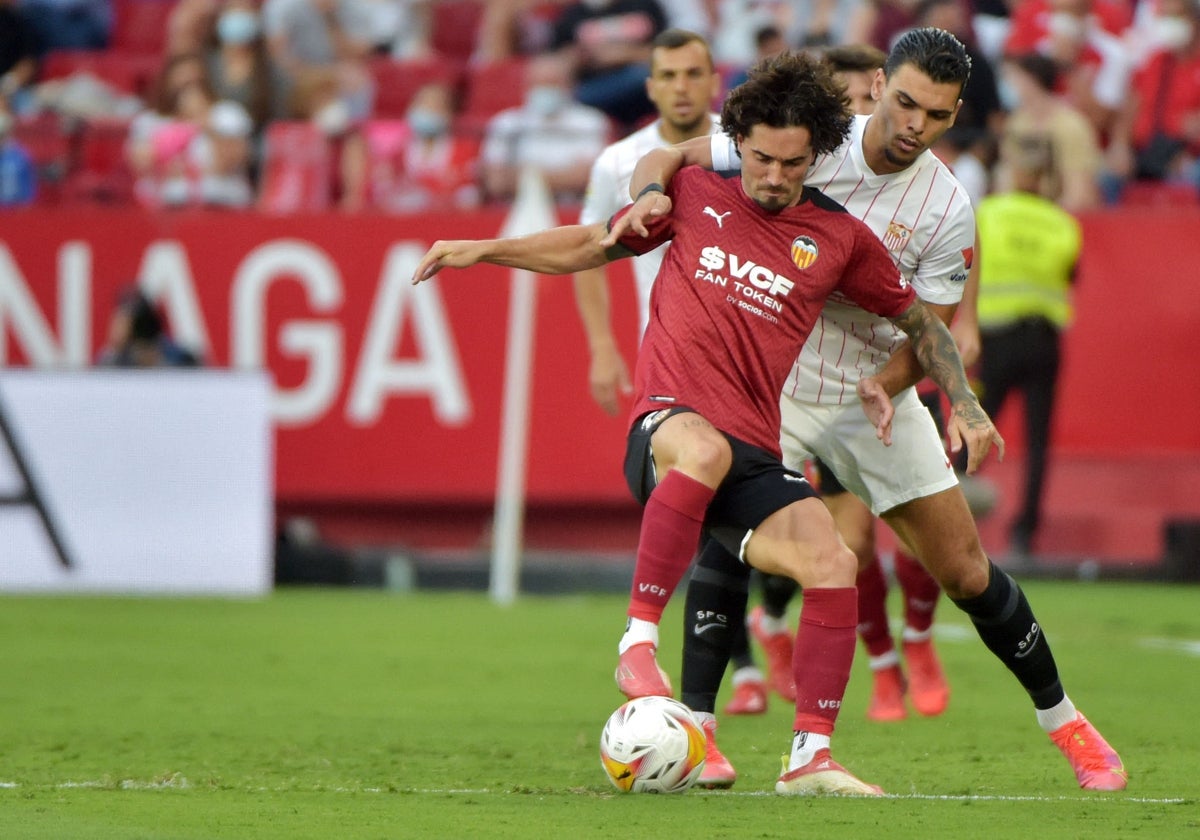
[
  {"xmin": 758, "ymin": 612, "xmax": 789, "ymax": 635},
  {"xmin": 731, "ymin": 666, "xmax": 764, "ymax": 686},
  {"xmin": 1036, "ymin": 696, "xmax": 1079, "ymax": 733},
  {"xmin": 868, "ymin": 650, "xmax": 900, "ymax": 671},
  {"xmin": 618, "ymin": 617, "xmax": 659, "ymax": 655},
  {"xmin": 902, "ymin": 626, "xmax": 933, "ymax": 643},
  {"xmin": 788, "ymin": 731, "xmax": 831, "ymax": 771}
]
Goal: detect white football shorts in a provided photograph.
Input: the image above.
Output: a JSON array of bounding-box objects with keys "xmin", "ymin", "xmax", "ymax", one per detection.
[{"xmin": 779, "ymin": 387, "xmax": 959, "ymax": 516}]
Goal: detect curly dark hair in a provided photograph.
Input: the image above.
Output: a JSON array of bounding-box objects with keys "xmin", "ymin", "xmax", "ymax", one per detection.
[
  {"xmin": 884, "ymin": 27, "xmax": 972, "ymax": 94},
  {"xmin": 721, "ymin": 51, "xmax": 853, "ymax": 158}
]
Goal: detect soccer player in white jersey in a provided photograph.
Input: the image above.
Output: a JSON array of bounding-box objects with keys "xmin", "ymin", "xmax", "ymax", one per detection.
[
  {"xmin": 611, "ymin": 27, "xmax": 1128, "ymax": 792},
  {"xmin": 722, "ymin": 40, "xmax": 963, "ymax": 726},
  {"xmin": 573, "ymin": 28, "xmax": 722, "ymax": 417},
  {"xmin": 414, "ymin": 51, "xmax": 1003, "ymax": 796}
]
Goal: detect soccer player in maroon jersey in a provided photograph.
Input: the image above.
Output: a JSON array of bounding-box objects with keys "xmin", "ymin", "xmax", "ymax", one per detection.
[{"xmin": 411, "ymin": 51, "xmax": 1001, "ymax": 796}]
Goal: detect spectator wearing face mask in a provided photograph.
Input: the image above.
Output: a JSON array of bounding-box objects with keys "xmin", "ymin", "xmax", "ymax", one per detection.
[
  {"xmin": 262, "ymin": 0, "xmax": 376, "ymax": 132},
  {"xmin": 205, "ymin": 0, "xmax": 294, "ymax": 134},
  {"xmin": 1105, "ymin": 0, "xmax": 1200, "ymax": 194},
  {"xmin": 360, "ymin": 81, "xmax": 481, "ymax": 213},
  {"xmin": 479, "ymin": 51, "xmax": 611, "ymax": 204}
]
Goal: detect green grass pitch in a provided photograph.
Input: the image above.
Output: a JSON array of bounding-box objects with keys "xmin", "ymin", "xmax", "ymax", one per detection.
[{"xmin": 0, "ymin": 581, "xmax": 1196, "ymax": 838}]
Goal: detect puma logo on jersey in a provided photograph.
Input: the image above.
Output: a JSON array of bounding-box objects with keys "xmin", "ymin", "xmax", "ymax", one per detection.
[{"xmin": 704, "ymin": 206, "xmax": 732, "ymax": 228}]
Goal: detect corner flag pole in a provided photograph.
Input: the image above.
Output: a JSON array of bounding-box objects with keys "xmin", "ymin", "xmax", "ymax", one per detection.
[{"xmin": 491, "ymin": 167, "xmax": 555, "ymax": 604}]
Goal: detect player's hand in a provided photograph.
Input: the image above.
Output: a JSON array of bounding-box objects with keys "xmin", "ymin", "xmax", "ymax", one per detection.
[
  {"xmin": 857, "ymin": 377, "xmax": 894, "ymax": 446},
  {"xmin": 947, "ymin": 399, "xmax": 1005, "ymax": 474},
  {"xmin": 599, "ymin": 192, "xmax": 673, "ymax": 247},
  {"xmin": 951, "ymin": 317, "xmax": 981, "ymax": 368},
  {"xmin": 589, "ymin": 346, "xmax": 632, "ymax": 416},
  {"xmin": 412, "ymin": 240, "xmax": 485, "ymax": 284}
]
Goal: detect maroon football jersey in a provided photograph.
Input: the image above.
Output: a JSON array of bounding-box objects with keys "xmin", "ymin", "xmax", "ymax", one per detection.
[{"xmin": 615, "ymin": 165, "xmax": 914, "ymax": 455}]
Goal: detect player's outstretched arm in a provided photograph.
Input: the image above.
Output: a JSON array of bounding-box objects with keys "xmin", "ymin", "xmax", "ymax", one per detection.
[
  {"xmin": 413, "ymin": 223, "xmax": 618, "ymax": 285},
  {"xmin": 889, "ymin": 299, "xmax": 1005, "ymax": 474}
]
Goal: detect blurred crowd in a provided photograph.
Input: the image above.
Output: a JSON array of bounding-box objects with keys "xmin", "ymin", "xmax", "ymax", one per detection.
[{"xmin": 1, "ymin": 0, "xmax": 1199, "ymax": 211}]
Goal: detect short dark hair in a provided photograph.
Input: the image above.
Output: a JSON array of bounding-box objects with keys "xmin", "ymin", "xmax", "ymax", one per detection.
[
  {"xmin": 721, "ymin": 50, "xmax": 853, "ymax": 157},
  {"xmin": 823, "ymin": 43, "xmax": 887, "ymax": 75},
  {"xmin": 651, "ymin": 29, "xmax": 714, "ymax": 71},
  {"xmin": 885, "ymin": 27, "xmax": 972, "ymax": 94}
]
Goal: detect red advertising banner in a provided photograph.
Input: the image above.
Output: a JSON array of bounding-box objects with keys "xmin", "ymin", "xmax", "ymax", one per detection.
[{"xmin": 1, "ymin": 207, "xmax": 1198, "ymax": 513}]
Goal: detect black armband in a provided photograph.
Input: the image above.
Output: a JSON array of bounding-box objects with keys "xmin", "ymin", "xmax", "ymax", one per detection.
[{"xmin": 636, "ymin": 182, "xmax": 665, "ymax": 199}]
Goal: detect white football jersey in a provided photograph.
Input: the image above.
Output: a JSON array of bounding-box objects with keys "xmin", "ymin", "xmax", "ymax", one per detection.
[
  {"xmin": 711, "ymin": 114, "xmax": 976, "ymax": 404},
  {"xmin": 580, "ymin": 115, "xmax": 721, "ymax": 337}
]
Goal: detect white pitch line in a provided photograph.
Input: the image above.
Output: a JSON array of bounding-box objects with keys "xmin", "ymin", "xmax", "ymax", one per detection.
[{"xmin": 1138, "ymin": 637, "xmax": 1200, "ymax": 657}]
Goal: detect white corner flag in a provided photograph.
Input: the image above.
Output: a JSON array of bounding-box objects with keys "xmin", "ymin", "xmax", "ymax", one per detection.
[{"xmin": 490, "ymin": 166, "xmax": 556, "ymax": 605}]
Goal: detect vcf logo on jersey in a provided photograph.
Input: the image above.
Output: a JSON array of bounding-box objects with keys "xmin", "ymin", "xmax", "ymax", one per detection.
[
  {"xmin": 790, "ymin": 236, "xmax": 819, "ymax": 270},
  {"xmin": 695, "ymin": 246, "xmax": 795, "ymax": 309},
  {"xmin": 883, "ymin": 220, "xmax": 913, "ymax": 252}
]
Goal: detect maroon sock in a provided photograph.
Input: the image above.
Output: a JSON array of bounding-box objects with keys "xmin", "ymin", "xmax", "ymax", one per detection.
[
  {"xmin": 894, "ymin": 550, "xmax": 941, "ymax": 634},
  {"xmin": 792, "ymin": 587, "xmax": 857, "ymax": 734},
  {"xmin": 856, "ymin": 559, "xmax": 893, "ymax": 658},
  {"xmin": 627, "ymin": 470, "xmax": 714, "ymax": 622}
]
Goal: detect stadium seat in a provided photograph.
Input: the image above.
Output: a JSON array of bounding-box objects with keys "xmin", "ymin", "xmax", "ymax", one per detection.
[
  {"xmin": 40, "ymin": 49, "xmax": 160, "ymax": 98},
  {"xmin": 10, "ymin": 114, "xmax": 73, "ymax": 205},
  {"xmin": 368, "ymin": 56, "xmax": 463, "ymax": 119},
  {"xmin": 110, "ymin": 0, "xmax": 178, "ymax": 56},
  {"xmin": 64, "ymin": 118, "xmax": 136, "ymax": 204},
  {"xmin": 461, "ymin": 56, "xmax": 528, "ymax": 120},
  {"xmin": 257, "ymin": 121, "xmax": 333, "ymax": 214},
  {"xmin": 431, "ymin": 0, "xmax": 485, "ymax": 61}
]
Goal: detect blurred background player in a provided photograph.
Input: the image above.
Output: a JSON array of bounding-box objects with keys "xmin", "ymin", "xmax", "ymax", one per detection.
[
  {"xmin": 572, "ymin": 28, "xmax": 721, "ymax": 416},
  {"xmin": 963, "ymin": 134, "xmax": 1082, "ymax": 558}
]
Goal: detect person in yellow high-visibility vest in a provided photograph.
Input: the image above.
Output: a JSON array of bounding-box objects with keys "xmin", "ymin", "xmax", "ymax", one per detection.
[{"xmin": 971, "ymin": 134, "xmax": 1082, "ymax": 557}]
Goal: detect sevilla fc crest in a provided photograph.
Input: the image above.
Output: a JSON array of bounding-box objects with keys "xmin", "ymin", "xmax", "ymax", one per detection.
[{"xmin": 883, "ymin": 221, "xmax": 913, "ymax": 252}]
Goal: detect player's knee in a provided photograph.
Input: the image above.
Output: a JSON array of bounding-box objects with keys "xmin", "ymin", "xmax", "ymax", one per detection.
[
  {"xmin": 928, "ymin": 542, "xmax": 989, "ymax": 600},
  {"xmin": 780, "ymin": 540, "xmax": 856, "ymax": 589},
  {"xmin": 845, "ymin": 534, "xmax": 876, "ymax": 569},
  {"xmin": 675, "ymin": 434, "xmax": 732, "ymax": 485}
]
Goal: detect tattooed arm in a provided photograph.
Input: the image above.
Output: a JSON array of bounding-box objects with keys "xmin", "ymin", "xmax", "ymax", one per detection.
[{"xmin": 862, "ymin": 298, "xmax": 1004, "ymax": 474}]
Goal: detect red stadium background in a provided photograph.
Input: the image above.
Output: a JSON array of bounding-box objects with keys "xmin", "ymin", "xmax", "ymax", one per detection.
[{"xmin": 2, "ymin": 206, "xmax": 1198, "ymax": 566}]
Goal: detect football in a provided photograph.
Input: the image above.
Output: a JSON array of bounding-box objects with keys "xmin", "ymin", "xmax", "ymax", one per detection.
[{"xmin": 599, "ymin": 696, "xmax": 707, "ymax": 793}]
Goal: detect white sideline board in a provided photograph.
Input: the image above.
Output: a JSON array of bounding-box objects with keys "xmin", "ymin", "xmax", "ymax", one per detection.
[{"xmin": 0, "ymin": 369, "xmax": 274, "ymax": 595}]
